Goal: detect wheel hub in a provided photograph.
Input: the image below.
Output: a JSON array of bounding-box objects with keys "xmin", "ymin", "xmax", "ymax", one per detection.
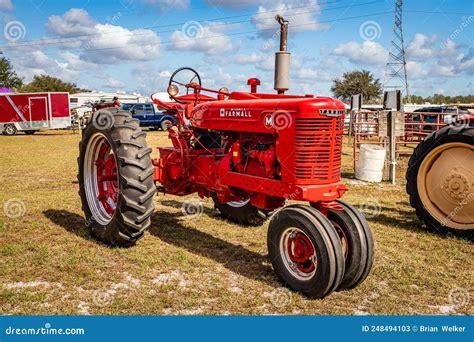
[
  {"xmin": 280, "ymin": 228, "xmax": 317, "ymax": 279},
  {"xmin": 418, "ymin": 142, "xmax": 474, "ymax": 229},
  {"xmin": 441, "ymin": 172, "xmax": 470, "ymax": 201}
]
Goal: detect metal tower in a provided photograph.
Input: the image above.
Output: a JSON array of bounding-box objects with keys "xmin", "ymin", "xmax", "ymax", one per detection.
[{"xmin": 384, "ymin": 0, "xmax": 410, "ymax": 102}]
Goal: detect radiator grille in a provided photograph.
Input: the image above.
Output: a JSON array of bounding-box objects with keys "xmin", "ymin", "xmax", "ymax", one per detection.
[{"xmin": 294, "ymin": 116, "xmax": 344, "ymax": 182}]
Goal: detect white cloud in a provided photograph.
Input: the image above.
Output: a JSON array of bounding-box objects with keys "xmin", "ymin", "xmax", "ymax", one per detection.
[
  {"xmin": 13, "ymin": 51, "xmax": 84, "ymax": 83},
  {"xmin": 295, "ymin": 67, "xmax": 333, "ymax": 82},
  {"xmin": 104, "ymin": 77, "xmax": 125, "ymax": 89},
  {"xmin": 170, "ymin": 22, "xmax": 232, "ymax": 55},
  {"xmin": 406, "ymin": 33, "xmax": 436, "ymax": 59},
  {"xmin": 431, "ymin": 64, "xmax": 456, "ymax": 77},
  {"xmin": 0, "ymin": 0, "xmax": 13, "ymax": 10},
  {"xmin": 46, "ymin": 9, "xmax": 161, "ymax": 64},
  {"xmin": 233, "ymin": 53, "xmax": 274, "ymax": 71},
  {"xmin": 333, "ymin": 40, "xmax": 387, "ymax": 66},
  {"xmin": 47, "ymin": 8, "xmax": 96, "ymax": 37},
  {"xmin": 251, "ymin": 0, "xmax": 329, "ymax": 37},
  {"xmin": 455, "ymin": 48, "xmax": 474, "ymax": 75},
  {"xmin": 406, "ymin": 61, "xmax": 427, "ymax": 78}
]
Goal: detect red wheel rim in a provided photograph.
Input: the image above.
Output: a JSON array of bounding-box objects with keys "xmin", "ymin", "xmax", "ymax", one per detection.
[
  {"xmin": 95, "ymin": 139, "xmax": 118, "ymax": 216},
  {"xmin": 280, "ymin": 228, "xmax": 317, "ymax": 280}
]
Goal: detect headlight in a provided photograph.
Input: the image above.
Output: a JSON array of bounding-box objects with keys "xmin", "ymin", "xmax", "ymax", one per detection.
[{"xmin": 167, "ymin": 84, "xmax": 179, "ymax": 97}]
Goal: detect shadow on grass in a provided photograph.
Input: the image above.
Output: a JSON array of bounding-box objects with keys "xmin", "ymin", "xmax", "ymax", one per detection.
[
  {"xmin": 159, "ymin": 199, "xmax": 216, "ymax": 217},
  {"xmin": 365, "ymin": 203, "xmax": 470, "ymax": 240},
  {"xmin": 43, "ymin": 209, "xmax": 96, "ymax": 242},
  {"xmin": 43, "ymin": 209, "xmax": 278, "ymax": 287},
  {"xmin": 147, "ymin": 211, "xmax": 278, "ymax": 287}
]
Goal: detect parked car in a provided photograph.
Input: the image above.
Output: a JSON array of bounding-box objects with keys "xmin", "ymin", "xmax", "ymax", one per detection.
[
  {"xmin": 411, "ymin": 106, "xmax": 469, "ymax": 131},
  {"xmin": 122, "ymin": 103, "xmax": 176, "ymax": 130}
]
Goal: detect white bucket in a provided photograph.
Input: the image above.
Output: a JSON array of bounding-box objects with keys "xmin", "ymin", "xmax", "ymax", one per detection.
[{"xmin": 355, "ymin": 144, "xmax": 386, "ymax": 182}]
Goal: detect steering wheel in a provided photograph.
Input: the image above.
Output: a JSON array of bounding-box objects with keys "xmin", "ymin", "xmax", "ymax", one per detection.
[{"xmin": 168, "ymin": 67, "xmax": 202, "ymax": 104}]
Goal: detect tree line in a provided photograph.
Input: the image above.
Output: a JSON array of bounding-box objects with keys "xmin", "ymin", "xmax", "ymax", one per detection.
[{"xmin": 0, "ymin": 56, "xmax": 88, "ymax": 93}]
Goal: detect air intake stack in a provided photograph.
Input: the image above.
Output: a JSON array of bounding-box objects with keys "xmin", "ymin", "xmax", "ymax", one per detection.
[{"xmin": 274, "ymin": 15, "xmax": 290, "ymax": 94}]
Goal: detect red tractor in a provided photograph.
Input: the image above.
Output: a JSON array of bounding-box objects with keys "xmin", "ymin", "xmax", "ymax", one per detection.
[{"xmin": 78, "ymin": 16, "xmax": 374, "ymax": 298}]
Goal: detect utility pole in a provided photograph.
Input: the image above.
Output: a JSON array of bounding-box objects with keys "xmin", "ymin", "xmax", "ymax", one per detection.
[{"xmin": 384, "ymin": 0, "xmax": 410, "ymax": 103}]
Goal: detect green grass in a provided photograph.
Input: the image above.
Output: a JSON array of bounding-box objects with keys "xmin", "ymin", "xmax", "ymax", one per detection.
[{"xmin": 0, "ymin": 130, "xmax": 472, "ymax": 315}]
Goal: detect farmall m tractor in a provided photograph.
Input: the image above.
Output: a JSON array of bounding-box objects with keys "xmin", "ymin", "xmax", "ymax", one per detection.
[{"xmin": 78, "ymin": 16, "xmax": 374, "ymax": 298}]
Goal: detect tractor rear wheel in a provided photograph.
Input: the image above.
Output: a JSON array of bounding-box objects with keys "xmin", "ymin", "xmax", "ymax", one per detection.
[
  {"xmin": 267, "ymin": 205, "xmax": 345, "ymax": 298},
  {"xmin": 328, "ymin": 200, "xmax": 374, "ymax": 290},
  {"xmin": 406, "ymin": 125, "xmax": 474, "ymax": 239},
  {"xmin": 3, "ymin": 124, "xmax": 17, "ymax": 136},
  {"xmin": 211, "ymin": 193, "xmax": 269, "ymax": 226},
  {"xmin": 78, "ymin": 109, "xmax": 156, "ymax": 247}
]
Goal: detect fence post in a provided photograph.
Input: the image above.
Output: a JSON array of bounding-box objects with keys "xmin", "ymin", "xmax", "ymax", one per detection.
[{"xmin": 388, "ymin": 111, "xmax": 397, "ymax": 184}]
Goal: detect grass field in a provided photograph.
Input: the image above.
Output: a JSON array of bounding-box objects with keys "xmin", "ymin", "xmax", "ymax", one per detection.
[{"xmin": 0, "ymin": 130, "xmax": 472, "ymax": 315}]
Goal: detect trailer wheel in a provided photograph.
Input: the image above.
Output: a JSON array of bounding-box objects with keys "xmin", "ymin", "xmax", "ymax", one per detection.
[
  {"xmin": 211, "ymin": 192, "xmax": 269, "ymax": 226},
  {"xmin": 24, "ymin": 130, "xmax": 36, "ymax": 135},
  {"xmin": 328, "ymin": 200, "xmax": 374, "ymax": 290},
  {"xmin": 406, "ymin": 125, "xmax": 473, "ymax": 238},
  {"xmin": 3, "ymin": 124, "xmax": 17, "ymax": 136},
  {"xmin": 78, "ymin": 108, "xmax": 156, "ymax": 247},
  {"xmin": 161, "ymin": 119, "xmax": 173, "ymax": 131},
  {"xmin": 267, "ymin": 206, "xmax": 344, "ymax": 298}
]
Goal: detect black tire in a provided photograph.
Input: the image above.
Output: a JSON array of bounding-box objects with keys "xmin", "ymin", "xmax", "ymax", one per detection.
[
  {"xmin": 161, "ymin": 119, "xmax": 173, "ymax": 131},
  {"xmin": 331, "ymin": 200, "xmax": 374, "ymax": 290},
  {"xmin": 267, "ymin": 206, "xmax": 345, "ymax": 298},
  {"xmin": 78, "ymin": 108, "xmax": 156, "ymax": 247},
  {"xmin": 211, "ymin": 192, "xmax": 269, "ymax": 226},
  {"xmin": 3, "ymin": 124, "xmax": 17, "ymax": 136},
  {"xmin": 406, "ymin": 124, "xmax": 474, "ymax": 239},
  {"xmin": 24, "ymin": 130, "xmax": 36, "ymax": 135}
]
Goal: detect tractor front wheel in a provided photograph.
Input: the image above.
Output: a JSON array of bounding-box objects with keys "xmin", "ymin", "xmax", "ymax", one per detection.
[
  {"xmin": 211, "ymin": 193, "xmax": 269, "ymax": 226},
  {"xmin": 327, "ymin": 201, "xmax": 374, "ymax": 291},
  {"xmin": 78, "ymin": 109, "xmax": 156, "ymax": 247},
  {"xmin": 267, "ymin": 205, "xmax": 345, "ymax": 298}
]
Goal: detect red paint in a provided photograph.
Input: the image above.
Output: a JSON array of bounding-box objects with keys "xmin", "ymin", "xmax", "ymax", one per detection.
[
  {"xmin": 287, "ymin": 232, "xmax": 316, "ymax": 274},
  {"xmin": 95, "ymin": 139, "xmax": 118, "ymax": 215},
  {"xmin": 151, "ymin": 81, "xmax": 347, "ymax": 212}
]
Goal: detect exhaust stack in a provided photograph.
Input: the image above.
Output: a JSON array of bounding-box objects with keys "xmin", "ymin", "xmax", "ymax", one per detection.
[{"xmin": 274, "ymin": 15, "xmax": 290, "ymax": 94}]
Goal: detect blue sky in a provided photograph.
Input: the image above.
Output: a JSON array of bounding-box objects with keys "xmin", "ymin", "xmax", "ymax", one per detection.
[{"xmin": 0, "ymin": 0, "xmax": 473, "ymax": 98}]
